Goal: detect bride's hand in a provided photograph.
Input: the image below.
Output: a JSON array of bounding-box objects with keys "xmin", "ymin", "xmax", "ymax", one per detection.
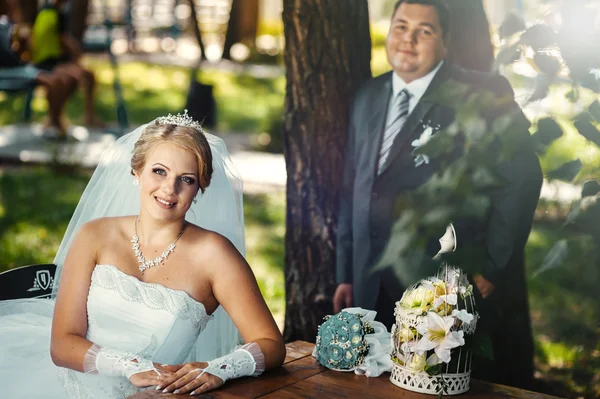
[
  {"xmin": 157, "ymin": 362, "xmax": 224, "ymax": 395},
  {"xmin": 128, "ymin": 363, "xmax": 174, "ymax": 388}
]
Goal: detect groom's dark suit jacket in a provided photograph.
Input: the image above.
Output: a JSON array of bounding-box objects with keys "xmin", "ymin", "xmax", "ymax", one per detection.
[{"xmin": 336, "ymin": 61, "xmax": 542, "ymax": 315}]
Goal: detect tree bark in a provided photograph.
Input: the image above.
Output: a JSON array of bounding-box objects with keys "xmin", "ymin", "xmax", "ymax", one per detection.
[
  {"xmin": 445, "ymin": 0, "xmax": 494, "ymax": 72},
  {"xmin": 282, "ymin": 0, "xmax": 372, "ymax": 342},
  {"xmin": 222, "ymin": 0, "xmax": 259, "ymax": 60},
  {"xmin": 69, "ymin": 0, "xmax": 89, "ymax": 43},
  {"xmin": 188, "ymin": 0, "xmax": 206, "ymax": 60}
]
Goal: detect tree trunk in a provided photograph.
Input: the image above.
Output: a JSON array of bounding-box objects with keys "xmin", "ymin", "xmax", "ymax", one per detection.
[
  {"xmin": 188, "ymin": 0, "xmax": 206, "ymax": 60},
  {"xmin": 69, "ymin": 0, "xmax": 89, "ymax": 43},
  {"xmin": 445, "ymin": 0, "xmax": 494, "ymax": 72},
  {"xmin": 282, "ymin": 0, "xmax": 371, "ymax": 342},
  {"xmin": 222, "ymin": 0, "xmax": 259, "ymax": 60}
]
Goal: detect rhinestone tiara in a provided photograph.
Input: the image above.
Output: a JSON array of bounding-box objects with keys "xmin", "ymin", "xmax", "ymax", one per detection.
[{"xmin": 156, "ymin": 109, "xmax": 204, "ymax": 132}]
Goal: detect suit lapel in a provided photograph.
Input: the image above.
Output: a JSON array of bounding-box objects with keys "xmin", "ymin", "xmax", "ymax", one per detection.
[{"xmin": 378, "ymin": 63, "xmax": 452, "ymax": 176}]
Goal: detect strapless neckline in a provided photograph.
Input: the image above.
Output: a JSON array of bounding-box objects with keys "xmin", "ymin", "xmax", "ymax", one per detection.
[{"xmin": 94, "ymin": 264, "xmax": 209, "ymax": 314}]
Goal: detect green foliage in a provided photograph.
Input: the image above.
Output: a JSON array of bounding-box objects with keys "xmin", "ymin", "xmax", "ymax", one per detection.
[
  {"xmin": 241, "ymin": 192, "xmax": 286, "ymax": 326},
  {"xmin": 589, "ymin": 100, "xmax": 600, "ymax": 122},
  {"xmin": 531, "ymin": 117, "xmax": 563, "ymax": 153},
  {"xmin": 526, "ymin": 223, "xmax": 600, "ymax": 397},
  {"xmin": 546, "ymin": 160, "xmax": 582, "ymax": 182},
  {"xmin": 465, "ymin": 331, "xmax": 494, "ymax": 361},
  {"xmin": 0, "ymin": 167, "xmax": 89, "ymax": 269},
  {"xmin": 532, "ymin": 239, "xmax": 568, "ymax": 278},
  {"xmin": 373, "ymin": 80, "xmax": 531, "ymax": 283},
  {"xmin": 424, "ymin": 363, "xmax": 443, "ymax": 376}
]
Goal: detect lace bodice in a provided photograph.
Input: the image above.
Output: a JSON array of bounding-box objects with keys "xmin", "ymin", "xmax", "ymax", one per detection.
[{"xmin": 86, "ymin": 264, "xmax": 210, "ymax": 362}]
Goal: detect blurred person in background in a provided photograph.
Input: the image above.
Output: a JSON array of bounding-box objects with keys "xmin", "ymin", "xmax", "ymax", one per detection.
[
  {"xmin": 1, "ymin": 0, "xmax": 73, "ymax": 138},
  {"xmin": 31, "ymin": 0, "xmax": 102, "ymax": 134}
]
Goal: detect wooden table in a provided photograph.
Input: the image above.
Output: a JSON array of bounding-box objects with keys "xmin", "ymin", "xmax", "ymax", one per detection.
[{"xmin": 129, "ymin": 341, "xmax": 560, "ymax": 399}]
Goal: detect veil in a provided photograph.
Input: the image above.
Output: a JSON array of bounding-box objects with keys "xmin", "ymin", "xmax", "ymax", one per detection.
[{"xmin": 51, "ymin": 121, "xmax": 244, "ymax": 361}]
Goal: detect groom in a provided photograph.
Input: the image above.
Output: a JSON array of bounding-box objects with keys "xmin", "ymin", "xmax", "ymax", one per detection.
[{"xmin": 333, "ymin": 0, "xmax": 542, "ymax": 389}]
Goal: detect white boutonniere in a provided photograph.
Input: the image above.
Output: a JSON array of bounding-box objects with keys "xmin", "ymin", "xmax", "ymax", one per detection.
[{"xmin": 411, "ymin": 121, "xmax": 441, "ymax": 167}]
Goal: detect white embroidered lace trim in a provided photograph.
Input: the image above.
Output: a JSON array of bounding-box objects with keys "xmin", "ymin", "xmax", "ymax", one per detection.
[
  {"xmin": 239, "ymin": 342, "xmax": 265, "ymax": 375},
  {"xmin": 84, "ymin": 346, "xmax": 158, "ymax": 379},
  {"xmin": 90, "ymin": 265, "xmax": 210, "ymax": 330},
  {"xmin": 202, "ymin": 343, "xmax": 264, "ymax": 382},
  {"xmin": 83, "ymin": 343, "xmax": 101, "ymax": 375}
]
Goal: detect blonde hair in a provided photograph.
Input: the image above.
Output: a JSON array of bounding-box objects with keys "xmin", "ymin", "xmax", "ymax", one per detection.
[{"xmin": 131, "ymin": 122, "xmax": 213, "ymax": 193}]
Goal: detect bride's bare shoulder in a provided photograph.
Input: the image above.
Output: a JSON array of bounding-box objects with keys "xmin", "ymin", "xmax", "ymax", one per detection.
[
  {"xmin": 76, "ymin": 216, "xmax": 135, "ymax": 239},
  {"xmin": 184, "ymin": 224, "xmax": 241, "ymax": 261}
]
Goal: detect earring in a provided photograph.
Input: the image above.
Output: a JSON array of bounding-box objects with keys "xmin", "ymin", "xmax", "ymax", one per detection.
[
  {"xmin": 133, "ymin": 178, "xmax": 140, "ymax": 186},
  {"xmin": 193, "ymin": 197, "xmax": 198, "ymax": 204}
]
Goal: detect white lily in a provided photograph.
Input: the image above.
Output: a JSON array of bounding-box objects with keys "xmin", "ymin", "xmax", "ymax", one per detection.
[
  {"xmin": 415, "ymin": 312, "xmax": 465, "ymax": 363},
  {"xmin": 396, "ymin": 326, "xmax": 415, "ymax": 343},
  {"xmin": 423, "ymin": 277, "xmax": 458, "ymax": 308},
  {"xmin": 433, "ymin": 293, "xmax": 457, "ymax": 308},
  {"xmin": 452, "ymin": 309, "xmax": 474, "ymax": 324},
  {"xmin": 407, "ymin": 353, "xmax": 427, "ymax": 372},
  {"xmin": 400, "ymin": 286, "xmax": 434, "ymax": 312}
]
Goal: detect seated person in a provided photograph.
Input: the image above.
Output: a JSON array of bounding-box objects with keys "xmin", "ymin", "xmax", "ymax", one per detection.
[
  {"xmin": 31, "ymin": 0, "xmax": 101, "ymax": 130},
  {"xmin": 0, "ymin": 0, "xmax": 73, "ymax": 138}
]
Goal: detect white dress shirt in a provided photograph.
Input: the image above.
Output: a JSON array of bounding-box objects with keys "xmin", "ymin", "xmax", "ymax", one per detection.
[{"xmin": 385, "ymin": 61, "xmax": 444, "ymax": 127}]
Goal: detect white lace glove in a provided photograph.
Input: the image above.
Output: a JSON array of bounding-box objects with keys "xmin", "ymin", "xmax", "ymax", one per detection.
[
  {"xmin": 200, "ymin": 342, "xmax": 265, "ymax": 383},
  {"xmin": 83, "ymin": 343, "xmax": 159, "ymax": 379}
]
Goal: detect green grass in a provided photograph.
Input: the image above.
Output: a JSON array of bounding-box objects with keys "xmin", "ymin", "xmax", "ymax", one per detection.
[
  {"xmin": 0, "ymin": 167, "xmax": 90, "ymax": 268},
  {"xmin": 0, "ymin": 58, "xmax": 285, "ymax": 134},
  {"xmin": 243, "ymin": 193, "xmax": 286, "ymax": 328}
]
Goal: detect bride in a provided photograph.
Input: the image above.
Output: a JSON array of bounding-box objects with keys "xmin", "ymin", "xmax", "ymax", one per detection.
[{"xmin": 0, "ymin": 112, "xmax": 285, "ymax": 398}]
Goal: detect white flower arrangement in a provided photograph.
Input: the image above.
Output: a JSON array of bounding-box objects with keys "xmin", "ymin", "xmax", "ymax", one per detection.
[
  {"xmin": 389, "ymin": 266, "xmax": 478, "ymax": 396},
  {"xmin": 411, "ymin": 120, "xmax": 441, "ymax": 167}
]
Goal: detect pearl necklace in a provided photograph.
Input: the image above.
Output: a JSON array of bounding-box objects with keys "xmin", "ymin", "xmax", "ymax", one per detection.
[{"xmin": 131, "ymin": 217, "xmax": 186, "ymax": 273}]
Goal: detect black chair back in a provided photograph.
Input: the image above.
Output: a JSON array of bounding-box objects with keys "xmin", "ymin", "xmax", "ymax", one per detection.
[{"xmin": 0, "ymin": 264, "xmax": 57, "ymax": 301}]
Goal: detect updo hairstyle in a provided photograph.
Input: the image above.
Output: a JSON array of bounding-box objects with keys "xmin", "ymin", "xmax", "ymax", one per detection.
[{"xmin": 130, "ymin": 122, "xmax": 213, "ymax": 193}]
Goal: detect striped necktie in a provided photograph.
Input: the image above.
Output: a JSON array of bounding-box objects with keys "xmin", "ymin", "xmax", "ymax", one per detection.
[{"xmin": 378, "ymin": 89, "xmax": 411, "ymax": 175}]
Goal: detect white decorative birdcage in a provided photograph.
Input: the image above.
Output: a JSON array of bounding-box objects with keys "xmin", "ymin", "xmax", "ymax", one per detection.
[{"xmin": 389, "ymin": 266, "xmax": 478, "ymax": 396}]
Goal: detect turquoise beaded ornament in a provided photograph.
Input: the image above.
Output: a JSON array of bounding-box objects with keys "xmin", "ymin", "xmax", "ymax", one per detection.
[{"xmin": 314, "ymin": 310, "xmax": 375, "ymax": 371}]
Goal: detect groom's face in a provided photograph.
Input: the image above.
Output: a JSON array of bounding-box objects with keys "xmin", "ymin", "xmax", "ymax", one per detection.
[{"xmin": 386, "ymin": 3, "xmax": 448, "ymax": 83}]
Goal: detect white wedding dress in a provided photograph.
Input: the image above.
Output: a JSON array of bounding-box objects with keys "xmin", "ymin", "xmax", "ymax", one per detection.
[{"xmin": 0, "ymin": 264, "xmax": 213, "ymax": 399}]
